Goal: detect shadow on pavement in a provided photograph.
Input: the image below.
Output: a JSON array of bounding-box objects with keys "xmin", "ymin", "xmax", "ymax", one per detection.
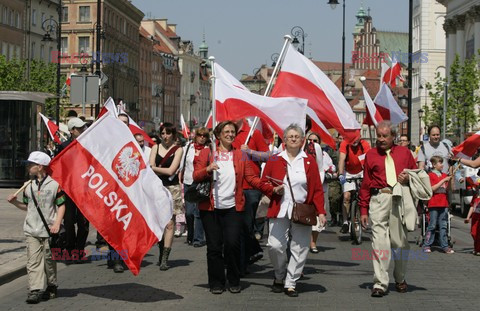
[
  {"xmin": 59, "ymin": 283, "xmax": 183, "ymax": 302},
  {"xmin": 306, "ymin": 259, "xmax": 360, "ymax": 267},
  {"xmin": 359, "ymin": 282, "xmax": 427, "ymax": 293},
  {"xmin": 297, "ymin": 282, "xmax": 327, "ymax": 293},
  {"xmin": 168, "ymin": 259, "xmax": 193, "ymax": 268}
]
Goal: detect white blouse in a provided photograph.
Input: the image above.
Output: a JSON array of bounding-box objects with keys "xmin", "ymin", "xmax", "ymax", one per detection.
[
  {"xmin": 278, "ymin": 150, "xmax": 308, "ymax": 219},
  {"xmin": 213, "ymin": 151, "xmax": 236, "ymax": 209}
]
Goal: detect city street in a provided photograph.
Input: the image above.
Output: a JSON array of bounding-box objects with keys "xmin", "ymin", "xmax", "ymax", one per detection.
[{"xmin": 0, "ymin": 187, "xmax": 478, "ymax": 310}]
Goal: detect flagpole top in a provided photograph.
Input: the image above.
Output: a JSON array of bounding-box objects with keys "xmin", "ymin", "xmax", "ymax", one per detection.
[
  {"xmin": 284, "ymin": 35, "xmax": 293, "ymax": 41},
  {"xmin": 208, "ymin": 56, "xmax": 215, "ymax": 61}
]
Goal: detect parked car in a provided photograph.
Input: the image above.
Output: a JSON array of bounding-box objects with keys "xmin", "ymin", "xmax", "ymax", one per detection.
[{"xmin": 450, "ymin": 165, "xmax": 478, "ymax": 218}]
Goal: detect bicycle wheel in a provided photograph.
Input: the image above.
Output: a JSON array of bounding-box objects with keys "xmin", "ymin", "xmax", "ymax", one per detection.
[{"xmin": 350, "ymin": 200, "xmax": 362, "ymax": 245}]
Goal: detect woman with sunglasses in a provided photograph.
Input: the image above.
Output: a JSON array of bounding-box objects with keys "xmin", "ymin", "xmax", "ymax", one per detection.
[
  {"xmin": 180, "ymin": 127, "xmax": 211, "ymax": 247},
  {"xmin": 193, "ymin": 121, "xmax": 282, "ymax": 294}
]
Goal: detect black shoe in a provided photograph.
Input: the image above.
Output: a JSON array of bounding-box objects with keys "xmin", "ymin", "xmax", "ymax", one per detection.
[
  {"xmin": 26, "ymin": 290, "xmax": 42, "ymax": 304},
  {"xmin": 107, "ymin": 259, "xmax": 114, "ymax": 268},
  {"xmin": 248, "ymin": 252, "xmax": 263, "ymax": 264},
  {"xmin": 42, "ymin": 285, "xmax": 57, "ymax": 300},
  {"xmin": 113, "ymin": 263, "xmax": 124, "ymax": 273},
  {"xmin": 371, "ymin": 288, "xmax": 385, "ymax": 298},
  {"xmin": 309, "ymin": 247, "xmax": 319, "ymax": 254},
  {"xmin": 228, "ymin": 285, "xmax": 241, "ymax": 293},
  {"xmin": 272, "ymin": 280, "xmax": 284, "ymax": 293},
  {"xmin": 185, "ymin": 240, "xmax": 193, "ymax": 246},
  {"xmin": 193, "ymin": 241, "xmax": 206, "ymax": 248},
  {"xmin": 210, "ymin": 287, "xmax": 224, "ymax": 294},
  {"xmin": 284, "ymin": 288, "xmax": 298, "ymax": 297},
  {"xmin": 340, "ymin": 223, "xmax": 349, "ymax": 234}
]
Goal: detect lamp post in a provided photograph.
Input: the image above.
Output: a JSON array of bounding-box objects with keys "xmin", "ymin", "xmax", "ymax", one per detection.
[
  {"xmin": 328, "ymin": 0, "xmax": 345, "ymax": 95},
  {"xmin": 41, "ymin": 5, "xmax": 61, "ymax": 126},
  {"xmin": 271, "ymin": 53, "xmax": 279, "ymax": 67},
  {"xmin": 290, "ymin": 26, "xmax": 306, "ymax": 55},
  {"xmin": 418, "ymin": 108, "xmax": 424, "ymax": 142}
]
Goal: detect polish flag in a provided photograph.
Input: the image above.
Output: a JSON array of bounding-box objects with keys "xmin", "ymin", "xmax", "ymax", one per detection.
[
  {"xmin": 49, "ymin": 110, "xmax": 173, "ymax": 275},
  {"xmin": 452, "ymin": 130, "xmax": 480, "ymax": 159},
  {"xmin": 362, "ymin": 85, "xmax": 383, "ymax": 127},
  {"xmin": 98, "ymin": 97, "xmax": 118, "ymax": 119},
  {"xmin": 306, "ymin": 107, "xmax": 336, "ymax": 149},
  {"xmin": 205, "ymin": 111, "xmax": 213, "ymax": 128},
  {"xmin": 382, "ymin": 62, "xmax": 402, "ymax": 87},
  {"xmin": 373, "ymin": 83, "xmax": 408, "ymax": 125},
  {"xmin": 39, "ymin": 112, "xmax": 61, "ymax": 144},
  {"xmin": 271, "ymin": 44, "xmax": 361, "ymax": 143},
  {"xmin": 214, "ymin": 63, "xmax": 308, "ymax": 137},
  {"xmin": 247, "ymin": 117, "xmax": 275, "ymax": 144},
  {"xmin": 180, "ymin": 113, "xmax": 190, "ymax": 138}
]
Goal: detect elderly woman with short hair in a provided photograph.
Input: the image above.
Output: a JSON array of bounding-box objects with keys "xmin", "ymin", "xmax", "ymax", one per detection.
[{"xmin": 262, "ymin": 124, "xmax": 326, "ymax": 297}]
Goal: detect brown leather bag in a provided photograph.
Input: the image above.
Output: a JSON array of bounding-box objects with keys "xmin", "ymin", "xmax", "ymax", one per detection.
[{"xmin": 286, "ymin": 166, "xmax": 317, "ymax": 226}]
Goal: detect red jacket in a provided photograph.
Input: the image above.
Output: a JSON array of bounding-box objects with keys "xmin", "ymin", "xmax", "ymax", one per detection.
[
  {"xmin": 261, "ymin": 153, "xmax": 326, "ymax": 218},
  {"xmin": 193, "ymin": 148, "xmax": 273, "ymax": 212}
]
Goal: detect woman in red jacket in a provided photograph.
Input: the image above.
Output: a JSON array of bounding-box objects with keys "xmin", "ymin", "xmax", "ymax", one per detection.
[
  {"xmin": 193, "ymin": 121, "xmax": 282, "ymax": 295},
  {"xmin": 262, "ymin": 124, "xmax": 326, "ymax": 297}
]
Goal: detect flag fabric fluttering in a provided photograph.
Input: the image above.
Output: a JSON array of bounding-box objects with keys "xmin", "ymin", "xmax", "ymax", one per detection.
[
  {"xmin": 39, "ymin": 112, "xmax": 61, "ymax": 144},
  {"xmin": 214, "ymin": 63, "xmax": 308, "ymax": 138},
  {"xmin": 382, "ymin": 61, "xmax": 402, "ymax": 88},
  {"xmin": 271, "ymin": 44, "xmax": 361, "ymax": 143},
  {"xmin": 49, "ymin": 111, "xmax": 173, "ymax": 275},
  {"xmin": 180, "ymin": 113, "xmax": 190, "ymax": 138},
  {"xmin": 452, "ymin": 131, "xmax": 480, "ymax": 159},
  {"xmin": 373, "ymin": 83, "xmax": 408, "ymax": 126},
  {"xmin": 362, "ymin": 85, "xmax": 383, "ymax": 127}
]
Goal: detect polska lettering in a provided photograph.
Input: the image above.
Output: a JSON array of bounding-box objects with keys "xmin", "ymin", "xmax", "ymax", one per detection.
[{"xmin": 81, "ymin": 165, "xmax": 132, "ymax": 230}]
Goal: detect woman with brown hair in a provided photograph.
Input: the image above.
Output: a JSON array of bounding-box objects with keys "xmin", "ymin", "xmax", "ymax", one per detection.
[
  {"xmin": 149, "ymin": 122, "xmax": 183, "ymax": 271},
  {"xmin": 193, "ymin": 121, "xmax": 283, "ymax": 294}
]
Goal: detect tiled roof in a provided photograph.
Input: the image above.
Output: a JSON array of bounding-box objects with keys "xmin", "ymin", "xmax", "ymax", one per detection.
[
  {"xmin": 376, "ymin": 31, "xmax": 408, "ymax": 58},
  {"xmin": 312, "ymin": 61, "xmax": 352, "ymax": 72}
]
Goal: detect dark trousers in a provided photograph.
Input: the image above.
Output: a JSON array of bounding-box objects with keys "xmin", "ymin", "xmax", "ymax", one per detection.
[
  {"xmin": 240, "ymin": 189, "xmax": 263, "ymax": 274},
  {"xmin": 64, "ymin": 201, "xmax": 89, "ymax": 254},
  {"xmin": 200, "ymin": 208, "xmax": 243, "ymax": 289},
  {"xmin": 185, "ymin": 184, "xmax": 205, "ymax": 244}
]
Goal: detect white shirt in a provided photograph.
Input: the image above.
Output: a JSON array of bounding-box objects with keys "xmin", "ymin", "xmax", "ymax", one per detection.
[
  {"xmin": 179, "ymin": 143, "xmax": 196, "ymax": 185},
  {"xmin": 213, "ymin": 151, "xmax": 236, "ymax": 209},
  {"xmin": 278, "ymin": 150, "xmax": 308, "ymax": 219},
  {"xmin": 141, "ymin": 146, "xmax": 151, "ymax": 162}
]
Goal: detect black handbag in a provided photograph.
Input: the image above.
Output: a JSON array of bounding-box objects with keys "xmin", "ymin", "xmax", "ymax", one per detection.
[
  {"xmin": 30, "ymin": 183, "xmax": 66, "ymax": 249},
  {"xmin": 286, "ymin": 167, "xmax": 317, "ymax": 226},
  {"xmin": 184, "ymin": 150, "xmax": 212, "ymax": 203}
]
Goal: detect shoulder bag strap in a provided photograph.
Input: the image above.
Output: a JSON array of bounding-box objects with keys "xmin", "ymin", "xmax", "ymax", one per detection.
[
  {"xmin": 30, "ymin": 182, "xmax": 52, "ymax": 238},
  {"xmin": 285, "ymin": 165, "xmax": 297, "ymax": 203},
  {"xmin": 159, "ymin": 145, "xmax": 180, "ymax": 167}
]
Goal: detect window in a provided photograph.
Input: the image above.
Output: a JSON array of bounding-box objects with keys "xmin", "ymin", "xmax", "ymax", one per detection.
[
  {"xmin": 41, "ymin": 12, "xmax": 45, "ymax": 25},
  {"xmin": 40, "ymin": 45, "xmax": 45, "ymax": 60},
  {"xmin": 1, "ymin": 43, "xmax": 7, "ymax": 58},
  {"xmin": 48, "ymin": 47, "xmax": 53, "ymax": 62},
  {"xmin": 3, "ymin": 7, "xmax": 7, "ymax": 25},
  {"xmin": 32, "ymin": 9, "xmax": 36, "ymax": 26},
  {"xmin": 15, "ymin": 12, "xmax": 20, "ymax": 28},
  {"xmin": 61, "ymin": 7, "xmax": 68, "ymax": 22},
  {"xmin": 78, "ymin": 36, "xmax": 90, "ymax": 54},
  {"xmin": 9, "ymin": 9, "xmax": 13, "ymax": 27},
  {"xmin": 79, "ymin": 6, "xmax": 90, "ymax": 22},
  {"xmin": 16, "ymin": 46, "xmax": 20, "ymax": 59},
  {"xmin": 31, "ymin": 42, "xmax": 35, "ymax": 58},
  {"xmin": 61, "ymin": 37, "xmax": 68, "ymax": 53}
]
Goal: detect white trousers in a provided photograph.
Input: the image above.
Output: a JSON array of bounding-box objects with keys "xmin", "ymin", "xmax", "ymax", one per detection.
[{"xmin": 268, "ymin": 217, "xmax": 311, "ymax": 288}]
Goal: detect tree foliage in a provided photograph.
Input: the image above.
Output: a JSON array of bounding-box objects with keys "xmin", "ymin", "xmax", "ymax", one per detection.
[{"xmin": 0, "ymin": 55, "xmax": 65, "ymax": 118}]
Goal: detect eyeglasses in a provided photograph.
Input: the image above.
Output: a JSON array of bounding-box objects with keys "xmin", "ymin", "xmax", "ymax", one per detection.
[
  {"xmin": 308, "ymin": 138, "xmax": 319, "ymax": 143},
  {"xmin": 399, "ymin": 139, "xmax": 408, "ymax": 142},
  {"xmin": 196, "ymin": 133, "xmax": 208, "ymax": 138},
  {"xmin": 286, "ymin": 135, "xmax": 301, "ymax": 140}
]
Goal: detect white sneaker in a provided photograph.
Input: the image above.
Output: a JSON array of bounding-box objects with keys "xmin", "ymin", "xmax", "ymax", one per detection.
[
  {"xmin": 174, "ymin": 230, "xmax": 181, "ymax": 237},
  {"xmin": 181, "ymin": 231, "xmax": 188, "ymax": 237}
]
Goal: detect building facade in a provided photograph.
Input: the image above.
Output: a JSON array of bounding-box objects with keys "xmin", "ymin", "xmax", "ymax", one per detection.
[{"xmin": 0, "ymin": 0, "xmax": 25, "ymax": 61}]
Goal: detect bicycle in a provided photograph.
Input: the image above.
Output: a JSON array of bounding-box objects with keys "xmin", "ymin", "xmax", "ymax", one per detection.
[{"xmin": 344, "ymin": 177, "xmax": 364, "ymax": 245}]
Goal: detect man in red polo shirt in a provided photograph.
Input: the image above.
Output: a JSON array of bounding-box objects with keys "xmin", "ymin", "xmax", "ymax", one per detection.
[
  {"xmin": 358, "ymin": 121, "xmax": 417, "ymax": 298},
  {"xmin": 232, "ymin": 118, "xmax": 270, "ymax": 276}
]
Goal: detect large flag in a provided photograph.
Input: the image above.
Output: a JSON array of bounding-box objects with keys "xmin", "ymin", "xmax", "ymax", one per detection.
[
  {"xmin": 214, "ymin": 63, "xmax": 308, "ymax": 137},
  {"xmin": 98, "ymin": 97, "xmax": 118, "ymax": 119},
  {"xmin": 382, "ymin": 61, "xmax": 402, "ymax": 87},
  {"xmin": 49, "ymin": 111, "xmax": 173, "ymax": 275},
  {"xmin": 306, "ymin": 107, "xmax": 336, "ymax": 149},
  {"xmin": 205, "ymin": 110, "xmax": 213, "ymax": 128},
  {"xmin": 271, "ymin": 44, "xmax": 361, "ymax": 143},
  {"xmin": 180, "ymin": 113, "xmax": 190, "ymax": 138},
  {"xmin": 452, "ymin": 131, "xmax": 480, "ymax": 159},
  {"xmin": 373, "ymin": 83, "xmax": 408, "ymax": 125},
  {"xmin": 362, "ymin": 85, "xmax": 383, "ymax": 127},
  {"xmin": 39, "ymin": 112, "xmax": 61, "ymax": 144}
]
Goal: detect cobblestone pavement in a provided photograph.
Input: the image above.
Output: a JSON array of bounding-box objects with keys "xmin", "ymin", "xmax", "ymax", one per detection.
[{"xmin": 0, "ymin": 188, "xmax": 478, "ymax": 310}]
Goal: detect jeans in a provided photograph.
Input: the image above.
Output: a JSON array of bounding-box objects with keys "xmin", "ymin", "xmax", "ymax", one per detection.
[
  {"xmin": 200, "ymin": 208, "xmax": 243, "ymax": 289},
  {"xmin": 424, "ymin": 208, "xmax": 449, "ymax": 249},
  {"xmin": 240, "ymin": 189, "xmax": 263, "ymax": 274},
  {"xmin": 184, "ymin": 184, "xmax": 205, "ymax": 244}
]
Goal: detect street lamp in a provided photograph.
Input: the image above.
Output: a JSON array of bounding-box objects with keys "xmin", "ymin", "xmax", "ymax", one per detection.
[
  {"xmin": 41, "ymin": 8, "xmax": 61, "ymax": 126},
  {"xmin": 328, "ymin": 0, "xmax": 346, "ymax": 95},
  {"xmin": 291, "ymin": 26, "xmax": 306, "ymax": 55},
  {"xmin": 189, "ymin": 95, "xmax": 196, "ymax": 128},
  {"xmin": 271, "ymin": 53, "xmax": 279, "ymax": 67},
  {"xmin": 418, "ymin": 108, "xmax": 424, "ymax": 142}
]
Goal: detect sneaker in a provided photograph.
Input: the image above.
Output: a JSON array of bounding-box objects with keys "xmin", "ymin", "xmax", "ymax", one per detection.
[
  {"xmin": 340, "ymin": 222, "xmax": 349, "ymax": 234},
  {"xmin": 443, "ymin": 248, "xmax": 455, "ymax": 254},
  {"xmin": 210, "ymin": 287, "xmax": 224, "ymax": 295},
  {"xmin": 26, "ymin": 290, "xmax": 42, "ymax": 304},
  {"xmin": 181, "ymin": 231, "xmax": 188, "ymax": 237},
  {"xmin": 42, "ymin": 285, "xmax": 58, "ymax": 300},
  {"xmin": 174, "ymin": 230, "xmax": 181, "ymax": 237},
  {"xmin": 228, "ymin": 285, "xmax": 241, "ymax": 293},
  {"xmin": 423, "ymin": 247, "xmax": 431, "ymax": 253},
  {"xmin": 474, "ymin": 251, "xmax": 480, "ymax": 256},
  {"xmin": 193, "ymin": 241, "xmax": 206, "ymax": 248},
  {"xmin": 272, "ymin": 280, "xmax": 284, "ymax": 293}
]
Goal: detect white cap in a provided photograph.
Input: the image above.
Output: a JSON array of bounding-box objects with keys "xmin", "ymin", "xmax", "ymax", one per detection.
[
  {"xmin": 68, "ymin": 117, "xmax": 87, "ymax": 131},
  {"xmin": 27, "ymin": 151, "xmax": 51, "ymax": 166}
]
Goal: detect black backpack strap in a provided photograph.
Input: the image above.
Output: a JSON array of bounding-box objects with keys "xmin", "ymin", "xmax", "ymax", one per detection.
[{"xmin": 30, "ymin": 182, "xmax": 52, "ymax": 238}]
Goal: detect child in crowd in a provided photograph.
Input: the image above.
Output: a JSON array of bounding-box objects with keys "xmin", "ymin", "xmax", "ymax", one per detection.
[
  {"xmin": 7, "ymin": 151, "xmax": 66, "ymax": 304},
  {"xmin": 423, "ymin": 155, "xmax": 454, "ymax": 254}
]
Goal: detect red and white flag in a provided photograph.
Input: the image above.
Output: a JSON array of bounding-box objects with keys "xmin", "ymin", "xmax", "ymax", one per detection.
[
  {"xmin": 271, "ymin": 44, "xmax": 361, "ymax": 143},
  {"xmin": 306, "ymin": 107, "xmax": 336, "ymax": 149},
  {"xmin": 362, "ymin": 86, "xmax": 384, "ymax": 127},
  {"xmin": 39, "ymin": 112, "xmax": 61, "ymax": 144},
  {"xmin": 452, "ymin": 131, "xmax": 480, "ymax": 159},
  {"xmin": 98, "ymin": 97, "xmax": 118, "ymax": 119},
  {"xmin": 180, "ymin": 113, "xmax": 190, "ymax": 138},
  {"xmin": 246, "ymin": 117, "xmax": 275, "ymax": 144},
  {"xmin": 373, "ymin": 83, "xmax": 408, "ymax": 125},
  {"xmin": 205, "ymin": 110, "xmax": 213, "ymax": 128},
  {"xmin": 382, "ymin": 61, "xmax": 402, "ymax": 87},
  {"xmin": 214, "ymin": 63, "xmax": 308, "ymax": 138},
  {"xmin": 49, "ymin": 111, "xmax": 173, "ymax": 275}
]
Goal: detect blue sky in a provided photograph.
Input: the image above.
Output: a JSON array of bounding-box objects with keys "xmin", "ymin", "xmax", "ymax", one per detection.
[{"xmin": 131, "ymin": 0, "xmax": 409, "ymax": 79}]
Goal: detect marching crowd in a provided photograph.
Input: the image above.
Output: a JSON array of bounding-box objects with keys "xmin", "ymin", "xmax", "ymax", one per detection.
[{"xmin": 6, "ymin": 114, "xmax": 480, "ymax": 304}]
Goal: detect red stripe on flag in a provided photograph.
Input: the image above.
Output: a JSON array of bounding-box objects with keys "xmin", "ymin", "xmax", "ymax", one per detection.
[{"xmin": 49, "ymin": 141, "xmax": 158, "ymax": 275}]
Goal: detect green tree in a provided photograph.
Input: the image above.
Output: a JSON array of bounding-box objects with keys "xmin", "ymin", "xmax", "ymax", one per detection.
[
  {"xmin": 425, "ymin": 54, "xmax": 480, "ymax": 139},
  {"xmin": 0, "ymin": 55, "xmax": 65, "ymax": 118}
]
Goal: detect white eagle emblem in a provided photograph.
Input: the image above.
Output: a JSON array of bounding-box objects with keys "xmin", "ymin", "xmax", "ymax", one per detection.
[{"xmin": 115, "ymin": 146, "xmax": 141, "ymax": 182}]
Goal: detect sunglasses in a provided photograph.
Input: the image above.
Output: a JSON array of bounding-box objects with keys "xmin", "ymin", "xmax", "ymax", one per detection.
[
  {"xmin": 308, "ymin": 138, "xmax": 319, "ymax": 143},
  {"xmin": 196, "ymin": 133, "xmax": 208, "ymax": 138}
]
